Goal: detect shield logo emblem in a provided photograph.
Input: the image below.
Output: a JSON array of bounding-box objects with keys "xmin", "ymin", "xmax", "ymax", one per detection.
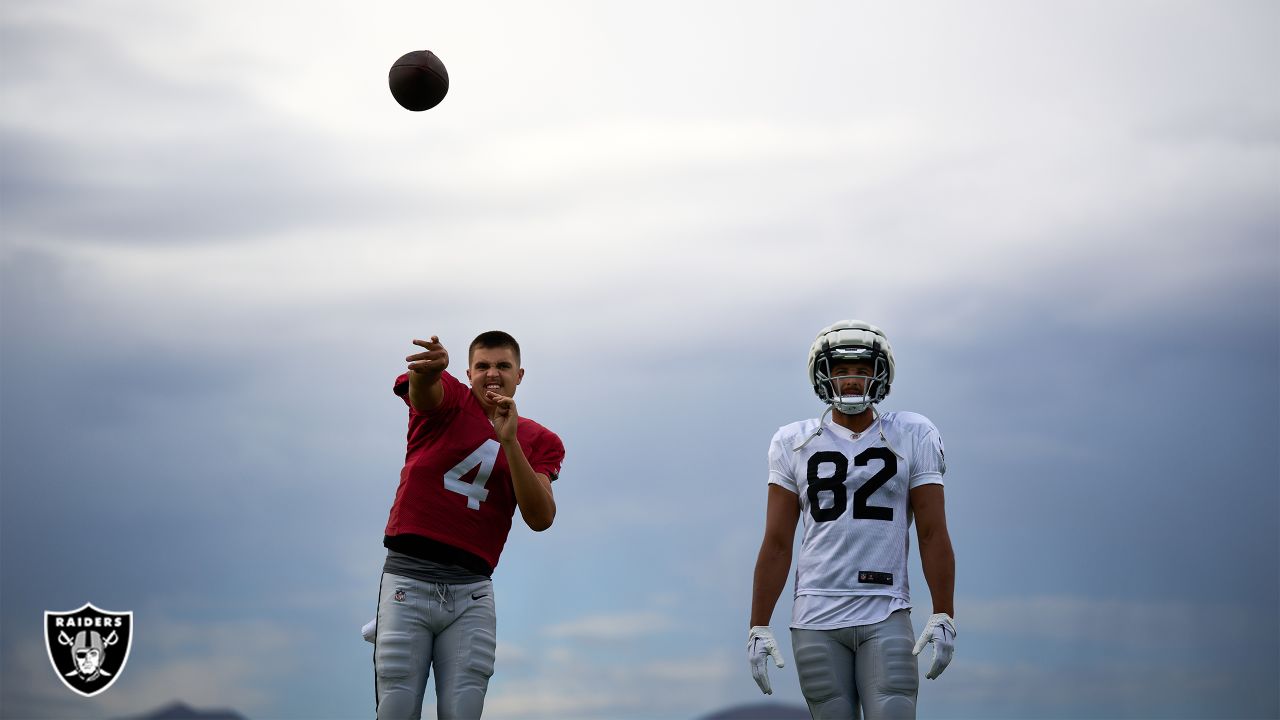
[{"xmin": 44, "ymin": 603, "xmax": 133, "ymax": 697}]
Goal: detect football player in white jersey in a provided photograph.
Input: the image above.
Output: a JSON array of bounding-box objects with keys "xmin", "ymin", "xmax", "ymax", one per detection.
[{"xmin": 748, "ymin": 320, "xmax": 956, "ymax": 720}]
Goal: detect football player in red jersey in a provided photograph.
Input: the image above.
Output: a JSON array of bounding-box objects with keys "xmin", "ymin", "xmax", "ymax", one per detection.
[{"xmin": 372, "ymin": 331, "xmax": 564, "ymax": 720}]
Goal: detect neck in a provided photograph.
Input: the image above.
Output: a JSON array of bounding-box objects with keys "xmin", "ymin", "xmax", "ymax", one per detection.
[{"xmin": 831, "ymin": 406, "xmax": 875, "ymax": 434}]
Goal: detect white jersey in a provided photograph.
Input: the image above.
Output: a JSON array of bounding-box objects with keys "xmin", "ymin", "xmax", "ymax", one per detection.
[{"xmin": 768, "ymin": 411, "xmax": 945, "ymax": 627}]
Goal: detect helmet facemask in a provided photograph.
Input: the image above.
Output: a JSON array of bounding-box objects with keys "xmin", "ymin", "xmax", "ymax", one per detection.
[{"xmin": 813, "ymin": 344, "xmax": 891, "ymax": 415}]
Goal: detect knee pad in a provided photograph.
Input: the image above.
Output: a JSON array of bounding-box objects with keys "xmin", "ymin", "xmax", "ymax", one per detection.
[
  {"xmin": 877, "ymin": 696, "xmax": 915, "ymax": 719},
  {"xmin": 436, "ymin": 628, "xmax": 496, "ymax": 720}
]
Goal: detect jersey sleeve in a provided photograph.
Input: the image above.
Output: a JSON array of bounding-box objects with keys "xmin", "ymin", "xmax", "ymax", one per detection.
[
  {"xmin": 529, "ymin": 429, "xmax": 565, "ymax": 482},
  {"xmin": 909, "ymin": 420, "xmax": 946, "ymax": 489},
  {"xmin": 767, "ymin": 429, "xmax": 799, "ymax": 494},
  {"xmin": 394, "ymin": 371, "xmax": 466, "ymax": 414}
]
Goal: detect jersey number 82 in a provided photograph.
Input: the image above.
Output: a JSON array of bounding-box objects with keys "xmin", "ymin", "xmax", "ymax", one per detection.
[{"xmin": 805, "ymin": 447, "xmax": 897, "ymax": 523}]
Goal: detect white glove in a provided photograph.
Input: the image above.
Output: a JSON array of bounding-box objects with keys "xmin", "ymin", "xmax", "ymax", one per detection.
[
  {"xmin": 912, "ymin": 613, "xmax": 956, "ymax": 679},
  {"xmin": 747, "ymin": 626, "xmax": 785, "ymax": 694},
  {"xmin": 361, "ymin": 618, "xmax": 376, "ymax": 644}
]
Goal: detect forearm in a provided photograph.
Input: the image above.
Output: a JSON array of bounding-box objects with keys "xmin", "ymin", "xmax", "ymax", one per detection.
[
  {"xmin": 918, "ymin": 532, "xmax": 955, "ymax": 617},
  {"xmin": 502, "ymin": 438, "xmax": 556, "ymax": 531},
  {"xmin": 750, "ymin": 544, "xmax": 792, "ymax": 627},
  {"xmin": 407, "ymin": 369, "xmax": 443, "ymax": 413}
]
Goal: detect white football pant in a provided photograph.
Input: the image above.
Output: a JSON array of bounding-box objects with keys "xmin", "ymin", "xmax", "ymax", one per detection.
[
  {"xmin": 373, "ymin": 573, "xmax": 497, "ymax": 720},
  {"xmin": 790, "ymin": 609, "xmax": 919, "ymax": 720}
]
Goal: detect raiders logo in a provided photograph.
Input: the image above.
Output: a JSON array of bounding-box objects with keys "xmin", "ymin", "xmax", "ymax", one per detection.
[{"xmin": 44, "ymin": 603, "xmax": 133, "ymax": 697}]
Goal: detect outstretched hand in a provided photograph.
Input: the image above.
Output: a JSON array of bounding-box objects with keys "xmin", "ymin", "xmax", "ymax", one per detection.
[
  {"xmin": 486, "ymin": 391, "xmax": 519, "ymax": 442},
  {"xmin": 407, "ymin": 336, "xmax": 448, "ymax": 375}
]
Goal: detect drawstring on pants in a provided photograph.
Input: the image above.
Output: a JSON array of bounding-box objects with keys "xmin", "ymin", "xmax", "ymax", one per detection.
[{"xmin": 434, "ymin": 582, "xmax": 454, "ymax": 613}]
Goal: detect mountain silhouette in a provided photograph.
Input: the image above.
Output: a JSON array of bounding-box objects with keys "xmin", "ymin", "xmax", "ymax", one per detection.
[
  {"xmin": 697, "ymin": 701, "xmax": 809, "ymax": 720},
  {"xmin": 112, "ymin": 701, "xmax": 247, "ymax": 720}
]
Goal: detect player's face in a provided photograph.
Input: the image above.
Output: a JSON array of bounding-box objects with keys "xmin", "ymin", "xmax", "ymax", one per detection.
[
  {"xmin": 76, "ymin": 648, "xmax": 101, "ymax": 674},
  {"xmin": 467, "ymin": 346, "xmax": 524, "ymax": 406},
  {"xmin": 830, "ymin": 360, "xmax": 875, "ymax": 397}
]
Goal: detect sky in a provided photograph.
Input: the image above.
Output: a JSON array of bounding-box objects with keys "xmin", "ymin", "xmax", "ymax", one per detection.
[{"xmin": 1, "ymin": 1, "xmax": 1277, "ymax": 719}]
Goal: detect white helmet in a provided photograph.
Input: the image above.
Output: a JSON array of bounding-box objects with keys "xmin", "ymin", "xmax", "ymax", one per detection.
[{"xmin": 807, "ymin": 320, "xmax": 895, "ymax": 415}]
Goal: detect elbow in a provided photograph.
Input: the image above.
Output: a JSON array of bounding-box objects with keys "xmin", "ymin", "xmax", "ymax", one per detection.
[{"xmin": 525, "ymin": 507, "xmax": 556, "ymax": 532}]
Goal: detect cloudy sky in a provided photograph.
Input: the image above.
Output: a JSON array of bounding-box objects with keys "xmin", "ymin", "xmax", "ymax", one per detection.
[{"xmin": 2, "ymin": 1, "xmax": 1277, "ymax": 719}]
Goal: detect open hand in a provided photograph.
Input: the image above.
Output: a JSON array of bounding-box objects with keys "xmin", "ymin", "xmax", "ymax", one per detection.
[{"xmin": 407, "ymin": 336, "xmax": 448, "ymax": 375}]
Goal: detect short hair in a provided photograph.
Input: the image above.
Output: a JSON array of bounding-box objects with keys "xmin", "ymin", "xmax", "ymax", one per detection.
[{"xmin": 468, "ymin": 330, "xmax": 521, "ymax": 365}]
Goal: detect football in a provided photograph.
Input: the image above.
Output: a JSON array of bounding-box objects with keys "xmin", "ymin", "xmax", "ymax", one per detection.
[{"xmin": 388, "ymin": 50, "xmax": 449, "ymax": 111}]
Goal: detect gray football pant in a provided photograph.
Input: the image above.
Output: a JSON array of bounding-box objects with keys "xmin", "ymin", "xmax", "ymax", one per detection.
[
  {"xmin": 791, "ymin": 610, "xmax": 919, "ymax": 720},
  {"xmin": 374, "ymin": 573, "xmax": 498, "ymax": 720}
]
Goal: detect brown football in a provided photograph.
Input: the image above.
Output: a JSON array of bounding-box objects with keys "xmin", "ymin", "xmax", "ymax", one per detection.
[{"xmin": 388, "ymin": 50, "xmax": 449, "ymax": 112}]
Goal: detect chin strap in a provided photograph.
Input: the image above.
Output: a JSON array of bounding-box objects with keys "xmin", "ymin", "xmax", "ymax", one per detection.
[{"xmin": 793, "ymin": 406, "xmax": 834, "ymax": 451}]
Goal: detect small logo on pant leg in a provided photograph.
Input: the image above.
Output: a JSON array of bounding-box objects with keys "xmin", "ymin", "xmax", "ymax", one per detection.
[
  {"xmin": 394, "ymin": 589, "xmax": 406, "ymax": 602},
  {"xmin": 44, "ymin": 603, "xmax": 133, "ymax": 698}
]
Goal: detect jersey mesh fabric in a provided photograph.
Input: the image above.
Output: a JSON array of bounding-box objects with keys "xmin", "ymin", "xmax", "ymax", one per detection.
[
  {"xmin": 768, "ymin": 411, "xmax": 944, "ymax": 628},
  {"xmin": 791, "ymin": 592, "xmax": 910, "ymax": 630},
  {"xmin": 384, "ymin": 371, "xmax": 564, "ymax": 570}
]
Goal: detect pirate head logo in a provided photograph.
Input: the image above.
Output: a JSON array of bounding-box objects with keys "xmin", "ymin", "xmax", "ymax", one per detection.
[{"xmin": 44, "ymin": 603, "xmax": 133, "ymax": 697}]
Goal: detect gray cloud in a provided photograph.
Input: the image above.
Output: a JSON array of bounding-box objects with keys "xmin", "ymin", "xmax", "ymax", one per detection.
[
  {"xmin": 2, "ymin": 1, "xmax": 1277, "ymax": 717},
  {"xmin": 0, "ymin": 13, "xmax": 467, "ymax": 246}
]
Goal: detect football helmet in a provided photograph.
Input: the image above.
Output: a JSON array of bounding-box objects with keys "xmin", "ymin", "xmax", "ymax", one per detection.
[
  {"xmin": 71, "ymin": 630, "xmax": 109, "ymax": 679},
  {"xmin": 807, "ymin": 320, "xmax": 895, "ymax": 415}
]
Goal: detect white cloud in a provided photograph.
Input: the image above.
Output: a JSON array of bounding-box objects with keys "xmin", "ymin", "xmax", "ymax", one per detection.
[
  {"xmin": 100, "ymin": 617, "xmax": 294, "ymax": 716},
  {"xmin": 475, "ymin": 603, "xmax": 736, "ymax": 719},
  {"xmin": 543, "ymin": 610, "xmax": 676, "ymax": 641},
  {"xmin": 480, "ymin": 647, "xmax": 735, "ymax": 720},
  {"xmin": 0, "ymin": 636, "xmax": 103, "ymax": 719}
]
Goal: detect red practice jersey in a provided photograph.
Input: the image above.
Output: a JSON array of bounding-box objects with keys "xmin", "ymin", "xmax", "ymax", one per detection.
[{"xmin": 384, "ymin": 371, "xmax": 565, "ymax": 570}]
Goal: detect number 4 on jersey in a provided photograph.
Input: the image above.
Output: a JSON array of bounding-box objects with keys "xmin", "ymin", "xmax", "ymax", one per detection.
[{"xmin": 444, "ymin": 439, "xmax": 500, "ymax": 509}]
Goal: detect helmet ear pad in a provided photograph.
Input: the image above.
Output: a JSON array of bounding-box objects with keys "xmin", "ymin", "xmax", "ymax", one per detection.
[{"xmin": 868, "ymin": 351, "xmax": 892, "ymax": 403}]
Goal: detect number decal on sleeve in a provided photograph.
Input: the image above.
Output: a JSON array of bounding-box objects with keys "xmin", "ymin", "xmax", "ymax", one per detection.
[
  {"xmin": 443, "ymin": 439, "xmax": 501, "ymax": 509},
  {"xmin": 805, "ymin": 447, "xmax": 898, "ymax": 523}
]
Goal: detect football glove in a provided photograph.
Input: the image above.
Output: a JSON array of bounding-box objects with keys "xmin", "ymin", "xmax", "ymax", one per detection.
[
  {"xmin": 361, "ymin": 618, "xmax": 376, "ymax": 644},
  {"xmin": 911, "ymin": 613, "xmax": 956, "ymax": 679},
  {"xmin": 747, "ymin": 626, "xmax": 785, "ymax": 694}
]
